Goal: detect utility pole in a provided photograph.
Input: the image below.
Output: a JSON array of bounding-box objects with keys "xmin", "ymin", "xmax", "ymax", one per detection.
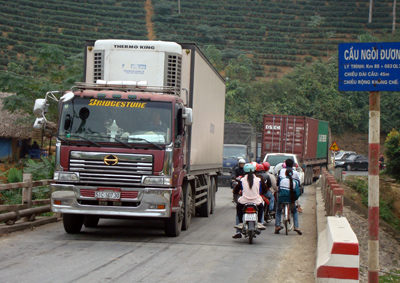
[
  {"xmin": 393, "ymin": 0, "xmax": 397, "ymax": 33},
  {"xmin": 369, "ymin": 0, "xmax": 373, "ymax": 23},
  {"xmin": 368, "ymin": 91, "xmax": 380, "ymax": 283},
  {"xmin": 178, "ymin": 0, "xmax": 181, "ymax": 14}
]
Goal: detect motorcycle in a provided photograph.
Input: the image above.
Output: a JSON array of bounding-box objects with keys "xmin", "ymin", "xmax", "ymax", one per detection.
[
  {"xmin": 240, "ymin": 203, "xmax": 261, "ymax": 244},
  {"xmin": 379, "ymin": 161, "xmax": 386, "ymax": 170}
]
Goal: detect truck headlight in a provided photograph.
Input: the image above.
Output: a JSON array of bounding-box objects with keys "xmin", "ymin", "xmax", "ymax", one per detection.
[
  {"xmin": 335, "ymin": 162, "xmax": 345, "ymax": 166},
  {"xmin": 142, "ymin": 177, "xmax": 171, "ymax": 186},
  {"xmin": 54, "ymin": 172, "xmax": 80, "ymax": 182}
]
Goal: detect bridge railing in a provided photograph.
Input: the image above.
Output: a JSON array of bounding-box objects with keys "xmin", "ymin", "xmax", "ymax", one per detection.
[
  {"xmin": 321, "ymin": 167, "xmax": 344, "ymax": 216},
  {"xmin": 0, "ymin": 174, "xmax": 53, "ymax": 225}
]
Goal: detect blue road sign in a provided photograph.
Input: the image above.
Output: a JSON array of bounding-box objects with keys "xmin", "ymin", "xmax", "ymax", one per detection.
[{"xmin": 338, "ymin": 42, "xmax": 400, "ymax": 91}]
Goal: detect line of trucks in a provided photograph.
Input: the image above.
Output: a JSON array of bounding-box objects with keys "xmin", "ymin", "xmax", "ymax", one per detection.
[{"xmin": 32, "ymin": 39, "xmax": 331, "ymax": 237}]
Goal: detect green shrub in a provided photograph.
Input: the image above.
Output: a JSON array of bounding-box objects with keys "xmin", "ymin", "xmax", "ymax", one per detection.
[
  {"xmin": 384, "ymin": 130, "xmax": 400, "ymax": 180},
  {"xmin": 304, "ymin": 56, "xmax": 313, "ymax": 62},
  {"xmin": 23, "ymin": 156, "xmax": 55, "ymax": 181}
]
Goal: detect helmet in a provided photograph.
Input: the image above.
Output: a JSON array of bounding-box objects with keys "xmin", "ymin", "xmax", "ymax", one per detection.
[
  {"xmin": 262, "ymin": 162, "xmax": 270, "ymax": 171},
  {"xmin": 255, "ymin": 163, "xmax": 264, "ymax": 172},
  {"xmin": 238, "ymin": 158, "xmax": 246, "ymax": 164},
  {"xmin": 243, "ymin": 163, "xmax": 255, "ymax": 173}
]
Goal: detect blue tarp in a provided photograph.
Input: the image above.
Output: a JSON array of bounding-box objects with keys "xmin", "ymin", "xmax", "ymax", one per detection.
[{"xmin": 0, "ymin": 138, "xmax": 12, "ymax": 159}]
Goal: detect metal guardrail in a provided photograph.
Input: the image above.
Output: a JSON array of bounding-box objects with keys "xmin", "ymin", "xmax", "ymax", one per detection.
[{"xmin": 0, "ymin": 174, "xmax": 53, "ymax": 225}]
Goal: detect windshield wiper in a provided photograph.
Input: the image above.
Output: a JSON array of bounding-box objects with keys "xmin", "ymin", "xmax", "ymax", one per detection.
[
  {"xmin": 45, "ymin": 130, "xmax": 72, "ymax": 145},
  {"xmin": 65, "ymin": 135, "xmax": 101, "ymax": 147},
  {"xmin": 129, "ymin": 137, "xmax": 163, "ymax": 150},
  {"xmin": 111, "ymin": 137, "xmax": 133, "ymax": 149},
  {"xmin": 84, "ymin": 134, "xmax": 133, "ymax": 149}
]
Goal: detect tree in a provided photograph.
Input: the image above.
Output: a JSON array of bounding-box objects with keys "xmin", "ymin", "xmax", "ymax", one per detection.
[
  {"xmin": 0, "ymin": 44, "xmax": 83, "ymax": 125},
  {"xmin": 225, "ymin": 54, "xmax": 253, "ymax": 81},
  {"xmin": 308, "ymin": 15, "xmax": 325, "ymax": 28},
  {"xmin": 203, "ymin": 45, "xmax": 224, "ymax": 72}
]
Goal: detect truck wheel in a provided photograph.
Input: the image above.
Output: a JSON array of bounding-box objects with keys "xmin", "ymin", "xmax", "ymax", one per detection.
[
  {"xmin": 308, "ymin": 167, "xmax": 313, "ymax": 185},
  {"xmin": 210, "ymin": 177, "xmax": 216, "ymax": 214},
  {"xmin": 63, "ymin": 213, "xmax": 84, "ymax": 234},
  {"xmin": 164, "ymin": 193, "xmax": 183, "ymax": 237},
  {"xmin": 198, "ymin": 185, "xmax": 210, "ymax": 217},
  {"xmin": 346, "ymin": 164, "xmax": 352, "ymax": 171},
  {"xmin": 182, "ymin": 182, "xmax": 193, "ymax": 231},
  {"xmin": 304, "ymin": 168, "xmax": 309, "ymax": 185},
  {"xmin": 83, "ymin": 215, "xmax": 100, "ymax": 228}
]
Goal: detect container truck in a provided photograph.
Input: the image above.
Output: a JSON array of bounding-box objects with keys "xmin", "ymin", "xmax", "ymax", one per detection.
[
  {"xmin": 220, "ymin": 122, "xmax": 256, "ymax": 183},
  {"xmin": 32, "ymin": 40, "xmax": 226, "ymax": 237},
  {"xmin": 261, "ymin": 115, "xmax": 330, "ymax": 185}
]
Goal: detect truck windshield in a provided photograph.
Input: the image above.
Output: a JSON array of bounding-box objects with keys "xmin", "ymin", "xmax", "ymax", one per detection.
[
  {"xmin": 223, "ymin": 145, "xmax": 246, "ymax": 159},
  {"xmin": 58, "ymin": 98, "xmax": 172, "ymax": 145},
  {"xmin": 266, "ymin": 155, "xmax": 294, "ymax": 166}
]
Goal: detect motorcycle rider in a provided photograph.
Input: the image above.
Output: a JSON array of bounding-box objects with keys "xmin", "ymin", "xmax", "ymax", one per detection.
[
  {"xmin": 277, "ymin": 158, "xmax": 303, "ymax": 213},
  {"xmin": 275, "ymin": 168, "xmax": 302, "ymax": 235},
  {"xmin": 232, "ymin": 158, "xmax": 246, "ymax": 178},
  {"xmin": 262, "ymin": 162, "xmax": 277, "ymax": 221},
  {"xmin": 233, "ymin": 163, "xmax": 267, "ymax": 231},
  {"xmin": 379, "ymin": 154, "xmax": 385, "ymax": 170}
]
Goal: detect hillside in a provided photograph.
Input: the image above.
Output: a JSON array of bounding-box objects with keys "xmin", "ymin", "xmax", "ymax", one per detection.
[{"xmin": 0, "ymin": 0, "xmax": 397, "ymax": 78}]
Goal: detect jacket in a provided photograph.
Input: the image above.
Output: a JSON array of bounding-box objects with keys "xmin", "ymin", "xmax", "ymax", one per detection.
[{"xmin": 278, "ymin": 177, "xmax": 300, "ymax": 203}]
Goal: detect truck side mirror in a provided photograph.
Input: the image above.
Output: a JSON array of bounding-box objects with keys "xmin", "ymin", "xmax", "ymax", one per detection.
[
  {"xmin": 33, "ymin": 117, "xmax": 46, "ymax": 130},
  {"xmin": 60, "ymin": 92, "xmax": 74, "ymax": 103},
  {"xmin": 183, "ymin": 107, "xmax": 193, "ymax": 126},
  {"xmin": 33, "ymin": 99, "xmax": 47, "ymax": 117}
]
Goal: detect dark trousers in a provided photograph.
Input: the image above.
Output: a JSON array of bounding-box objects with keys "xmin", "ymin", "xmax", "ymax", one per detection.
[{"xmin": 237, "ymin": 203, "xmax": 263, "ymax": 223}]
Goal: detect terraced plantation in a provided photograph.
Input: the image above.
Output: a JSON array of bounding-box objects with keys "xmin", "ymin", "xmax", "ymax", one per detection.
[
  {"xmin": 153, "ymin": 0, "xmax": 395, "ymax": 78},
  {"xmin": 0, "ymin": 0, "xmax": 396, "ymax": 78},
  {"xmin": 0, "ymin": 0, "xmax": 147, "ymax": 70}
]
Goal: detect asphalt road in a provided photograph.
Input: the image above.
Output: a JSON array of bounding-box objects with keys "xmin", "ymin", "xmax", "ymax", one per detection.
[{"xmin": 0, "ymin": 184, "xmax": 317, "ymax": 283}]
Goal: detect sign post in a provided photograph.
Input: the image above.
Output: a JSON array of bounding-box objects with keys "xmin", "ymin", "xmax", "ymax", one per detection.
[{"xmin": 338, "ymin": 42, "xmax": 397, "ymax": 283}]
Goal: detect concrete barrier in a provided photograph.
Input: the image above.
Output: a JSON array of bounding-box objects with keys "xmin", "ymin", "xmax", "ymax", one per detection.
[{"xmin": 316, "ymin": 217, "xmax": 359, "ymax": 282}]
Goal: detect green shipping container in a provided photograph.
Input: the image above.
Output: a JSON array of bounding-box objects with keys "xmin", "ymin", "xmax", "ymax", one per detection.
[{"xmin": 316, "ymin": 121, "xmax": 329, "ymax": 159}]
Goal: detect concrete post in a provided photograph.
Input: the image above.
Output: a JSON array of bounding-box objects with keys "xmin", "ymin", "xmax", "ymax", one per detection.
[
  {"xmin": 22, "ymin": 174, "xmax": 33, "ymax": 208},
  {"xmin": 368, "ymin": 91, "xmax": 380, "ymax": 283}
]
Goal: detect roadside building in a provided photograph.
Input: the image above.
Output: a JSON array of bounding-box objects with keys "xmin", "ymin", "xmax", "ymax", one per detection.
[{"xmin": 0, "ymin": 92, "xmax": 33, "ymax": 160}]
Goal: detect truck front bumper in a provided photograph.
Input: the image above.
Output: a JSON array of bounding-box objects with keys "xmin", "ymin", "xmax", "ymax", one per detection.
[{"xmin": 50, "ymin": 184, "xmax": 174, "ymax": 218}]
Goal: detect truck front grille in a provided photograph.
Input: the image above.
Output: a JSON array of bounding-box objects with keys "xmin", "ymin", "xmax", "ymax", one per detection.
[{"xmin": 70, "ymin": 151, "xmax": 153, "ymax": 186}]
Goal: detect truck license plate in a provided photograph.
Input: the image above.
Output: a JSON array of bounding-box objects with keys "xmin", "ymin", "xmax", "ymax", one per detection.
[
  {"xmin": 95, "ymin": 191, "xmax": 121, "ymax": 200},
  {"xmin": 244, "ymin": 214, "xmax": 257, "ymax": 221}
]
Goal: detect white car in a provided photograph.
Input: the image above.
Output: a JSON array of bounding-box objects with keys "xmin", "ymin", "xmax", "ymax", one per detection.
[{"xmin": 263, "ymin": 153, "xmax": 304, "ymax": 186}]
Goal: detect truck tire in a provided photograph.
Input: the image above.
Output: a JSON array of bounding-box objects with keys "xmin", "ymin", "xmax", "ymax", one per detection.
[
  {"xmin": 182, "ymin": 182, "xmax": 193, "ymax": 231},
  {"xmin": 83, "ymin": 215, "xmax": 100, "ymax": 228},
  {"xmin": 164, "ymin": 193, "xmax": 183, "ymax": 237},
  {"xmin": 63, "ymin": 213, "xmax": 84, "ymax": 234},
  {"xmin": 346, "ymin": 164, "xmax": 352, "ymax": 171},
  {"xmin": 308, "ymin": 167, "xmax": 312, "ymax": 185},
  {"xmin": 304, "ymin": 168, "xmax": 309, "ymax": 185},
  {"xmin": 210, "ymin": 177, "xmax": 216, "ymax": 215},
  {"xmin": 198, "ymin": 185, "xmax": 210, "ymax": 217}
]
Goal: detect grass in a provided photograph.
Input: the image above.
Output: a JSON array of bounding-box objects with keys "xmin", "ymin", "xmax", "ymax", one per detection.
[{"xmin": 379, "ymin": 270, "xmax": 400, "ymax": 282}]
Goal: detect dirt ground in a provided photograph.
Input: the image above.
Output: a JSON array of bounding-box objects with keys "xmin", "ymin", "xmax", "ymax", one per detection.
[
  {"xmin": 344, "ymin": 207, "xmax": 400, "ymax": 282},
  {"xmin": 340, "ymin": 175, "xmax": 400, "ymax": 281},
  {"xmin": 331, "ymin": 131, "xmax": 387, "ymax": 157},
  {"xmin": 266, "ymin": 184, "xmax": 317, "ymax": 283}
]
